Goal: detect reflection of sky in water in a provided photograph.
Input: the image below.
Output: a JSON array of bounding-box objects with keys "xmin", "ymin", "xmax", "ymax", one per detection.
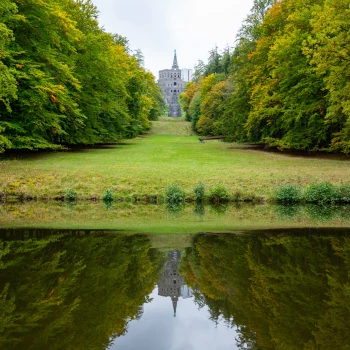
[{"xmin": 111, "ymin": 287, "xmax": 238, "ymax": 350}]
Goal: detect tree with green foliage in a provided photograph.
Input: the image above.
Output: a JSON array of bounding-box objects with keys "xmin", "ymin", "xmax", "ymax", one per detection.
[
  {"xmin": 182, "ymin": 0, "xmax": 350, "ymax": 154},
  {"xmin": 0, "ymin": 1, "xmax": 18, "ymax": 152},
  {"xmin": 0, "ymin": 0, "xmax": 163, "ymax": 152},
  {"xmin": 246, "ymin": 0, "xmax": 328, "ymax": 150},
  {"xmin": 0, "ymin": 0, "xmax": 17, "ymax": 111},
  {"xmin": 196, "ymin": 74, "xmax": 232, "ymax": 135},
  {"xmin": 304, "ymin": 0, "xmax": 350, "ymax": 153},
  {"xmin": 179, "ymin": 81, "xmax": 198, "ymax": 121}
]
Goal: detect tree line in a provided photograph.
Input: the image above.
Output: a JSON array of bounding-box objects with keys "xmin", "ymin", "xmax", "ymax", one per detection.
[
  {"xmin": 180, "ymin": 0, "xmax": 350, "ymax": 154},
  {"xmin": 0, "ymin": 0, "xmax": 164, "ymax": 152}
]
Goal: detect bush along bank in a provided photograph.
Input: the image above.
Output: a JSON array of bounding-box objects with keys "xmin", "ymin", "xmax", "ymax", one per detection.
[
  {"xmin": 0, "ymin": 182, "xmax": 264, "ymax": 204},
  {"xmin": 1, "ymin": 181, "xmax": 349, "ymax": 205},
  {"xmin": 272, "ymin": 182, "xmax": 350, "ymax": 205}
]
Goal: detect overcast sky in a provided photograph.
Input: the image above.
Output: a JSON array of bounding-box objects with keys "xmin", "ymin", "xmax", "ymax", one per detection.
[{"xmin": 91, "ymin": 0, "xmax": 254, "ymax": 78}]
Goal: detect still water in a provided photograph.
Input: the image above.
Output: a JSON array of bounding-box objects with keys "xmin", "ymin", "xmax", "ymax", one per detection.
[
  {"xmin": 113, "ymin": 251, "xmax": 237, "ymax": 350},
  {"xmin": 1, "ymin": 228, "xmax": 350, "ymax": 349}
]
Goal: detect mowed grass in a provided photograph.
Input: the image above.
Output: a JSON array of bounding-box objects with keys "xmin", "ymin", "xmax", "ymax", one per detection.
[
  {"xmin": 0, "ymin": 118, "xmax": 349, "ymax": 200},
  {"xmin": 150, "ymin": 116, "xmax": 194, "ymax": 136}
]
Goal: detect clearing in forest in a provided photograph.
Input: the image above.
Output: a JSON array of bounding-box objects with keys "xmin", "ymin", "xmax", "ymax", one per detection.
[{"xmin": 0, "ymin": 118, "xmax": 349, "ymax": 200}]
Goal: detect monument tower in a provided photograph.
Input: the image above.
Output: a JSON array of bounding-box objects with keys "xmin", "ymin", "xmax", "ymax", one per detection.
[{"xmin": 158, "ymin": 51, "xmax": 186, "ymax": 117}]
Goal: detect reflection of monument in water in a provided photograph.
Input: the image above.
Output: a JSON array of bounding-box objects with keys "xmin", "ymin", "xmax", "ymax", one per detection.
[{"xmin": 158, "ymin": 250, "xmax": 192, "ymax": 317}]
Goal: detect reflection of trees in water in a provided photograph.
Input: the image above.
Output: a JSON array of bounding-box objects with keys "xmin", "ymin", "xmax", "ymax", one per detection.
[
  {"xmin": 0, "ymin": 233, "xmax": 165, "ymax": 350},
  {"xmin": 2, "ymin": 229, "xmax": 350, "ymax": 349},
  {"xmin": 275, "ymin": 204, "xmax": 350, "ymax": 222},
  {"xmin": 181, "ymin": 232, "xmax": 350, "ymax": 349}
]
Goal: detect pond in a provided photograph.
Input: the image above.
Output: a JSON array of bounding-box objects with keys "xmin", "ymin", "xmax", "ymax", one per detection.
[{"xmin": 1, "ymin": 223, "xmax": 350, "ymax": 349}]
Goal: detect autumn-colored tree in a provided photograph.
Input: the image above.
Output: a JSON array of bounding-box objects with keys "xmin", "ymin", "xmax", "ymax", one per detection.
[
  {"xmin": 1, "ymin": 0, "xmax": 84, "ymax": 150},
  {"xmin": 0, "ymin": 0, "xmax": 163, "ymax": 152},
  {"xmin": 183, "ymin": 0, "xmax": 350, "ymax": 153},
  {"xmin": 189, "ymin": 90, "xmax": 201, "ymax": 130},
  {"xmin": 305, "ymin": 0, "xmax": 350, "ymax": 153},
  {"xmin": 197, "ymin": 76, "xmax": 232, "ymax": 135},
  {"xmin": 179, "ymin": 81, "xmax": 199, "ymax": 121},
  {"xmin": 181, "ymin": 0, "xmax": 275, "ymax": 139},
  {"xmin": 246, "ymin": 0, "xmax": 328, "ymax": 151}
]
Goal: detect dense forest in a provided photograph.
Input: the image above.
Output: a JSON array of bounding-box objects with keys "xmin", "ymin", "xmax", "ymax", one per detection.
[
  {"xmin": 1, "ymin": 0, "xmax": 349, "ymax": 154},
  {"xmin": 0, "ymin": 0, "xmax": 164, "ymax": 152},
  {"xmin": 180, "ymin": 0, "xmax": 350, "ymax": 154}
]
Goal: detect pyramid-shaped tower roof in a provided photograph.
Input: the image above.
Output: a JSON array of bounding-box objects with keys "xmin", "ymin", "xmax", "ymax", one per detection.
[{"xmin": 172, "ymin": 50, "xmax": 179, "ymax": 69}]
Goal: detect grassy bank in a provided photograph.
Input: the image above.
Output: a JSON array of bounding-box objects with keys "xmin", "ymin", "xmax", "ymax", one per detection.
[{"xmin": 0, "ymin": 118, "xmax": 349, "ymax": 202}]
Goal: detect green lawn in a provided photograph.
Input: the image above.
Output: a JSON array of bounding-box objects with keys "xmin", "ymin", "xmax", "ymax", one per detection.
[{"xmin": 0, "ymin": 118, "xmax": 349, "ymax": 200}]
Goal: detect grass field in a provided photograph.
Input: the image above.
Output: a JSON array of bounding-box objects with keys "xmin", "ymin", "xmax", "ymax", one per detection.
[{"xmin": 0, "ymin": 118, "xmax": 349, "ymax": 201}]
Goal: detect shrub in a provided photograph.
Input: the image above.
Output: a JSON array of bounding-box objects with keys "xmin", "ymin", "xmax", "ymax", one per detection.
[
  {"xmin": 64, "ymin": 188, "xmax": 77, "ymax": 201},
  {"xmin": 208, "ymin": 184, "xmax": 230, "ymax": 204},
  {"xmin": 193, "ymin": 182, "xmax": 206, "ymax": 202},
  {"xmin": 165, "ymin": 184, "xmax": 185, "ymax": 204},
  {"xmin": 102, "ymin": 189, "xmax": 114, "ymax": 202},
  {"xmin": 336, "ymin": 183, "xmax": 350, "ymax": 203},
  {"xmin": 304, "ymin": 182, "xmax": 338, "ymax": 204},
  {"xmin": 232, "ymin": 190, "xmax": 242, "ymax": 202},
  {"xmin": 273, "ymin": 184, "xmax": 301, "ymax": 203}
]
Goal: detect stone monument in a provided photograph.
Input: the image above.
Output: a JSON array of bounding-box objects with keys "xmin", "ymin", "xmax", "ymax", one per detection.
[{"xmin": 158, "ymin": 51, "xmax": 186, "ymax": 117}]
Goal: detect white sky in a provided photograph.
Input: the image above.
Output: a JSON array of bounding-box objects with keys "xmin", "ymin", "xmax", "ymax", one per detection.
[{"xmin": 91, "ymin": 0, "xmax": 255, "ymax": 78}]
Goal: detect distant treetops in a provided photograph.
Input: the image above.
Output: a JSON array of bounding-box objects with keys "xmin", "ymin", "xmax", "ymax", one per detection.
[
  {"xmin": 180, "ymin": 0, "xmax": 350, "ymax": 154},
  {"xmin": 0, "ymin": 0, "xmax": 165, "ymax": 152}
]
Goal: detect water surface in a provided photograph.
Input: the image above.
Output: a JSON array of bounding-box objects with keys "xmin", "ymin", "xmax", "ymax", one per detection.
[
  {"xmin": 1, "ymin": 202, "xmax": 350, "ymax": 233},
  {"xmin": 1, "ymin": 228, "xmax": 349, "ymax": 349}
]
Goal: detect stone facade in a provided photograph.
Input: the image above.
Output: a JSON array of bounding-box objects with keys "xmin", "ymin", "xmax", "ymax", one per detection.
[{"xmin": 158, "ymin": 51, "xmax": 186, "ymax": 117}]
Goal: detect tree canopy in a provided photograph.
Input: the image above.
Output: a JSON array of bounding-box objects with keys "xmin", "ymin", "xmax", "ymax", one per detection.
[
  {"xmin": 0, "ymin": 0, "xmax": 164, "ymax": 152},
  {"xmin": 180, "ymin": 0, "xmax": 350, "ymax": 153}
]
